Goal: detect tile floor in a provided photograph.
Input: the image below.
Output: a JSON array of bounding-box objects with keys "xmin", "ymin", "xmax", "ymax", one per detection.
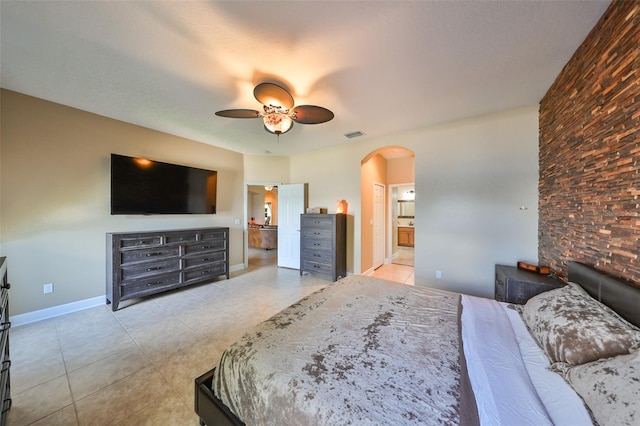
[
  {"xmin": 8, "ymin": 249, "xmax": 413, "ymax": 425},
  {"xmin": 391, "ymin": 247, "xmax": 415, "ymax": 267}
]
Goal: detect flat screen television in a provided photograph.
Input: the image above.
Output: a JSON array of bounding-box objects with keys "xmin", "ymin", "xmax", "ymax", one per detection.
[{"xmin": 110, "ymin": 154, "xmax": 217, "ymax": 215}]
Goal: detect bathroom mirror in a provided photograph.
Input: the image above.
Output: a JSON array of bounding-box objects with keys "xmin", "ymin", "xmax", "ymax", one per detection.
[
  {"xmin": 264, "ymin": 202, "xmax": 272, "ymax": 225},
  {"xmin": 398, "ymin": 200, "xmax": 414, "ymax": 218}
]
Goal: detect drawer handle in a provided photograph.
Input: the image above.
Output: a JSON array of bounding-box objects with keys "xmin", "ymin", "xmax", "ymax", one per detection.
[
  {"xmin": 146, "ymin": 266, "xmax": 162, "ymax": 272},
  {"xmin": 146, "ymin": 281, "xmax": 162, "ymax": 287},
  {"xmin": 0, "ymin": 360, "xmax": 10, "ymax": 372},
  {"xmin": 201, "ymin": 245, "xmax": 212, "ymax": 250},
  {"xmin": 1, "ymin": 398, "xmax": 11, "ymax": 413},
  {"xmin": 313, "ymin": 254, "xmax": 321, "ymax": 257},
  {"xmin": 0, "ymin": 322, "xmax": 10, "ymax": 332},
  {"xmin": 313, "ymin": 265, "xmax": 321, "ymax": 269},
  {"xmin": 313, "ymin": 243, "xmax": 321, "ymax": 246},
  {"xmin": 201, "ymin": 258, "xmax": 211, "ymax": 262},
  {"xmin": 145, "ymin": 252, "xmax": 163, "ymax": 257},
  {"xmin": 1, "ymin": 283, "xmax": 9, "ymax": 290},
  {"xmin": 201, "ymin": 270, "xmax": 212, "ymax": 275}
]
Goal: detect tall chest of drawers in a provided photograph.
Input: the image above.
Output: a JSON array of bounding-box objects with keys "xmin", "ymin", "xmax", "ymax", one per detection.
[
  {"xmin": 107, "ymin": 228, "xmax": 229, "ymax": 311},
  {"xmin": 300, "ymin": 214, "xmax": 347, "ymax": 281},
  {"xmin": 0, "ymin": 257, "xmax": 10, "ymax": 425}
]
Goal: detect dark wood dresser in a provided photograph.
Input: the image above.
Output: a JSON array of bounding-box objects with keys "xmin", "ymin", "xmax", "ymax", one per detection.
[
  {"xmin": 0, "ymin": 257, "xmax": 11, "ymax": 424},
  {"xmin": 107, "ymin": 228, "xmax": 229, "ymax": 311},
  {"xmin": 300, "ymin": 214, "xmax": 347, "ymax": 281},
  {"xmin": 495, "ymin": 264, "xmax": 564, "ymax": 304}
]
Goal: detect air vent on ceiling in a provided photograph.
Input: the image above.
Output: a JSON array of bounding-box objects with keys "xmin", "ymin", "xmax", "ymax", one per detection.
[{"xmin": 344, "ymin": 131, "xmax": 364, "ymax": 139}]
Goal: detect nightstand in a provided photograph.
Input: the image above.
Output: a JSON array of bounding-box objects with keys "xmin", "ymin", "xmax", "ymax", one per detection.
[{"xmin": 495, "ymin": 264, "xmax": 564, "ymax": 304}]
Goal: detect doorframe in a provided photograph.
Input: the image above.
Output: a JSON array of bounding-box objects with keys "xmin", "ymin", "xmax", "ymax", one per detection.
[{"xmin": 245, "ymin": 181, "xmax": 280, "ymax": 269}]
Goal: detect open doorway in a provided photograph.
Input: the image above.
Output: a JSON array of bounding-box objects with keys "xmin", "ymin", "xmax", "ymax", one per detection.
[
  {"xmin": 247, "ymin": 184, "xmax": 279, "ymax": 270},
  {"xmin": 360, "ymin": 147, "xmax": 415, "ymax": 284},
  {"xmin": 390, "ymin": 184, "xmax": 415, "ymax": 267}
]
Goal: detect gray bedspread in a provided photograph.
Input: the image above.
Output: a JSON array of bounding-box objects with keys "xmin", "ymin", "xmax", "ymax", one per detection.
[{"xmin": 213, "ymin": 275, "xmax": 476, "ymax": 425}]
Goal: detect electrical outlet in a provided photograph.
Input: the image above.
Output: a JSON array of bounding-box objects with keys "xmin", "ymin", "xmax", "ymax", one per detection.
[
  {"xmin": 435, "ymin": 271, "xmax": 442, "ymax": 279},
  {"xmin": 234, "ymin": 218, "xmax": 241, "ymax": 225},
  {"xmin": 43, "ymin": 283, "xmax": 54, "ymax": 294}
]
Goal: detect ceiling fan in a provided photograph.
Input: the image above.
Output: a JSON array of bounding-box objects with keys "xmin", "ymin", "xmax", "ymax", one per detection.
[{"xmin": 215, "ymin": 83, "xmax": 334, "ymax": 136}]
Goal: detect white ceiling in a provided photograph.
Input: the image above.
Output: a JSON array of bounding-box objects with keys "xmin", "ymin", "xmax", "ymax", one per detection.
[{"xmin": 0, "ymin": 1, "xmax": 610, "ymax": 157}]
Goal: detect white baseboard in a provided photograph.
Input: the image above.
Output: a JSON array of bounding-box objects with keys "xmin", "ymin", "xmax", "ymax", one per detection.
[
  {"xmin": 362, "ymin": 267, "xmax": 375, "ymax": 276},
  {"xmin": 11, "ymin": 262, "xmax": 246, "ymax": 327},
  {"xmin": 229, "ymin": 262, "xmax": 244, "ymax": 273},
  {"xmin": 11, "ymin": 295, "xmax": 105, "ymax": 327}
]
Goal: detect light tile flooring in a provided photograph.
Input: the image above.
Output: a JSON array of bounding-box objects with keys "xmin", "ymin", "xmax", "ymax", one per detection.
[
  {"xmin": 8, "ymin": 249, "xmax": 413, "ymax": 425},
  {"xmin": 391, "ymin": 247, "xmax": 415, "ymax": 267}
]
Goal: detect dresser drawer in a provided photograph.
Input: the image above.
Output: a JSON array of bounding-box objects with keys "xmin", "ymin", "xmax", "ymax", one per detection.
[
  {"xmin": 302, "ymin": 227, "xmax": 333, "ymax": 240},
  {"xmin": 302, "ymin": 238, "xmax": 332, "ymax": 251},
  {"xmin": 495, "ymin": 275, "xmax": 506, "ymax": 302},
  {"xmin": 164, "ymin": 231, "xmax": 198, "ymax": 245},
  {"xmin": 183, "ymin": 240, "xmax": 226, "ymax": 255},
  {"xmin": 302, "ymin": 216, "xmax": 334, "ymax": 229},
  {"xmin": 183, "ymin": 264, "xmax": 227, "ymax": 283},
  {"xmin": 120, "ymin": 246, "xmax": 180, "ymax": 265},
  {"xmin": 120, "ymin": 272, "xmax": 181, "ymax": 298},
  {"xmin": 119, "ymin": 235, "xmax": 163, "ymax": 249},
  {"xmin": 302, "ymin": 260, "xmax": 333, "ymax": 276},
  {"xmin": 0, "ymin": 291, "xmax": 7, "ymax": 323},
  {"xmin": 121, "ymin": 259, "xmax": 180, "ymax": 281},
  {"xmin": 183, "ymin": 251, "xmax": 227, "ymax": 269},
  {"xmin": 302, "ymin": 249, "xmax": 333, "ymax": 264},
  {"xmin": 0, "ymin": 320, "xmax": 8, "ymax": 363},
  {"xmin": 200, "ymin": 229, "xmax": 228, "ymax": 243}
]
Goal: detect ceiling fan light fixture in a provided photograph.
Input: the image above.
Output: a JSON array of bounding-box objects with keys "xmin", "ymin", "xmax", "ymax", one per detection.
[
  {"xmin": 263, "ymin": 112, "xmax": 293, "ymax": 134},
  {"xmin": 216, "ymin": 82, "xmax": 332, "ymax": 137}
]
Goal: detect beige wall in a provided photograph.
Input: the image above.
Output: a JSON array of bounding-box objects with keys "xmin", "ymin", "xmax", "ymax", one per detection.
[
  {"xmin": 387, "ymin": 155, "xmax": 415, "ymax": 185},
  {"xmin": 1, "ymin": 90, "xmax": 245, "ymax": 315},
  {"xmin": 290, "ymin": 105, "xmax": 539, "ymax": 297},
  {"xmin": 244, "ymin": 155, "xmax": 290, "ymax": 183}
]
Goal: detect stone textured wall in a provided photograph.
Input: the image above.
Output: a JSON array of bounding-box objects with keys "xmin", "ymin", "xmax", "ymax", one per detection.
[{"xmin": 539, "ymin": 0, "xmax": 640, "ymax": 282}]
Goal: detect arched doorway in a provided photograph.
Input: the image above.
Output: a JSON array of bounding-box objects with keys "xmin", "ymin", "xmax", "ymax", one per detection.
[{"xmin": 360, "ymin": 146, "xmax": 415, "ymax": 282}]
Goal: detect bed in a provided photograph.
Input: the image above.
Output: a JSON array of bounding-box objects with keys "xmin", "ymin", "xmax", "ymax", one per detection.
[{"xmin": 194, "ymin": 261, "xmax": 640, "ymax": 425}]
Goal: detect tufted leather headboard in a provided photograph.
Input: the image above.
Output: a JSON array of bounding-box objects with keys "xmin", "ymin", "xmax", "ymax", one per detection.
[{"xmin": 568, "ymin": 261, "xmax": 640, "ymax": 328}]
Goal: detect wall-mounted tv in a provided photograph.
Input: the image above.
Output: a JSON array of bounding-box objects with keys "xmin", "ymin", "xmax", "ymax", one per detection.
[{"xmin": 111, "ymin": 154, "xmax": 217, "ymax": 215}]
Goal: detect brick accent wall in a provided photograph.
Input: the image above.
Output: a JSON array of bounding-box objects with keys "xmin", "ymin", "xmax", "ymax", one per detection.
[{"xmin": 539, "ymin": 0, "xmax": 640, "ymax": 282}]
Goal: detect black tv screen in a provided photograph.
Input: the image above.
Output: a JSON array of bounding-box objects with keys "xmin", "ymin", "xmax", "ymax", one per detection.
[{"xmin": 111, "ymin": 154, "xmax": 217, "ymax": 215}]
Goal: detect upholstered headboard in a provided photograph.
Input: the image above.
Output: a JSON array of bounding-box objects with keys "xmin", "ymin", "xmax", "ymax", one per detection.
[{"xmin": 568, "ymin": 261, "xmax": 640, "ymax": 328}]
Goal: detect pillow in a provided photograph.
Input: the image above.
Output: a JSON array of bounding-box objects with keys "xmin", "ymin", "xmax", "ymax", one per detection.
[
  {"xmin": 522, "ymin": 282, "xmax": 640, "ymax": 365},
  {"xmin": 561, "ymin": 350, "xmax": 640, "ymax": 426}
]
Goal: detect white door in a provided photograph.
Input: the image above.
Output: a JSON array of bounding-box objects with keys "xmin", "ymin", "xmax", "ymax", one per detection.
[
  {"xmin": 277, "ymin": 183, "xmax": 308, "ymax": 269},
  {"xmin": 373, "ymin": 183, "xmax": 385, "ymax": 269}
]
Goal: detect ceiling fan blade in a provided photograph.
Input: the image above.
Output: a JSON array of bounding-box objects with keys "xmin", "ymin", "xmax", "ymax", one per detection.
[
  {"xmin": 215, "ymin": 109, "xmax": 261, "ymax": 118},
  {"xmin": 254, "ymin": 83, "xmax": 294, "ymax": 109},
  {"xmin": 291, "ymin": 105, "xmax": 334, "ymax": 124}
]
